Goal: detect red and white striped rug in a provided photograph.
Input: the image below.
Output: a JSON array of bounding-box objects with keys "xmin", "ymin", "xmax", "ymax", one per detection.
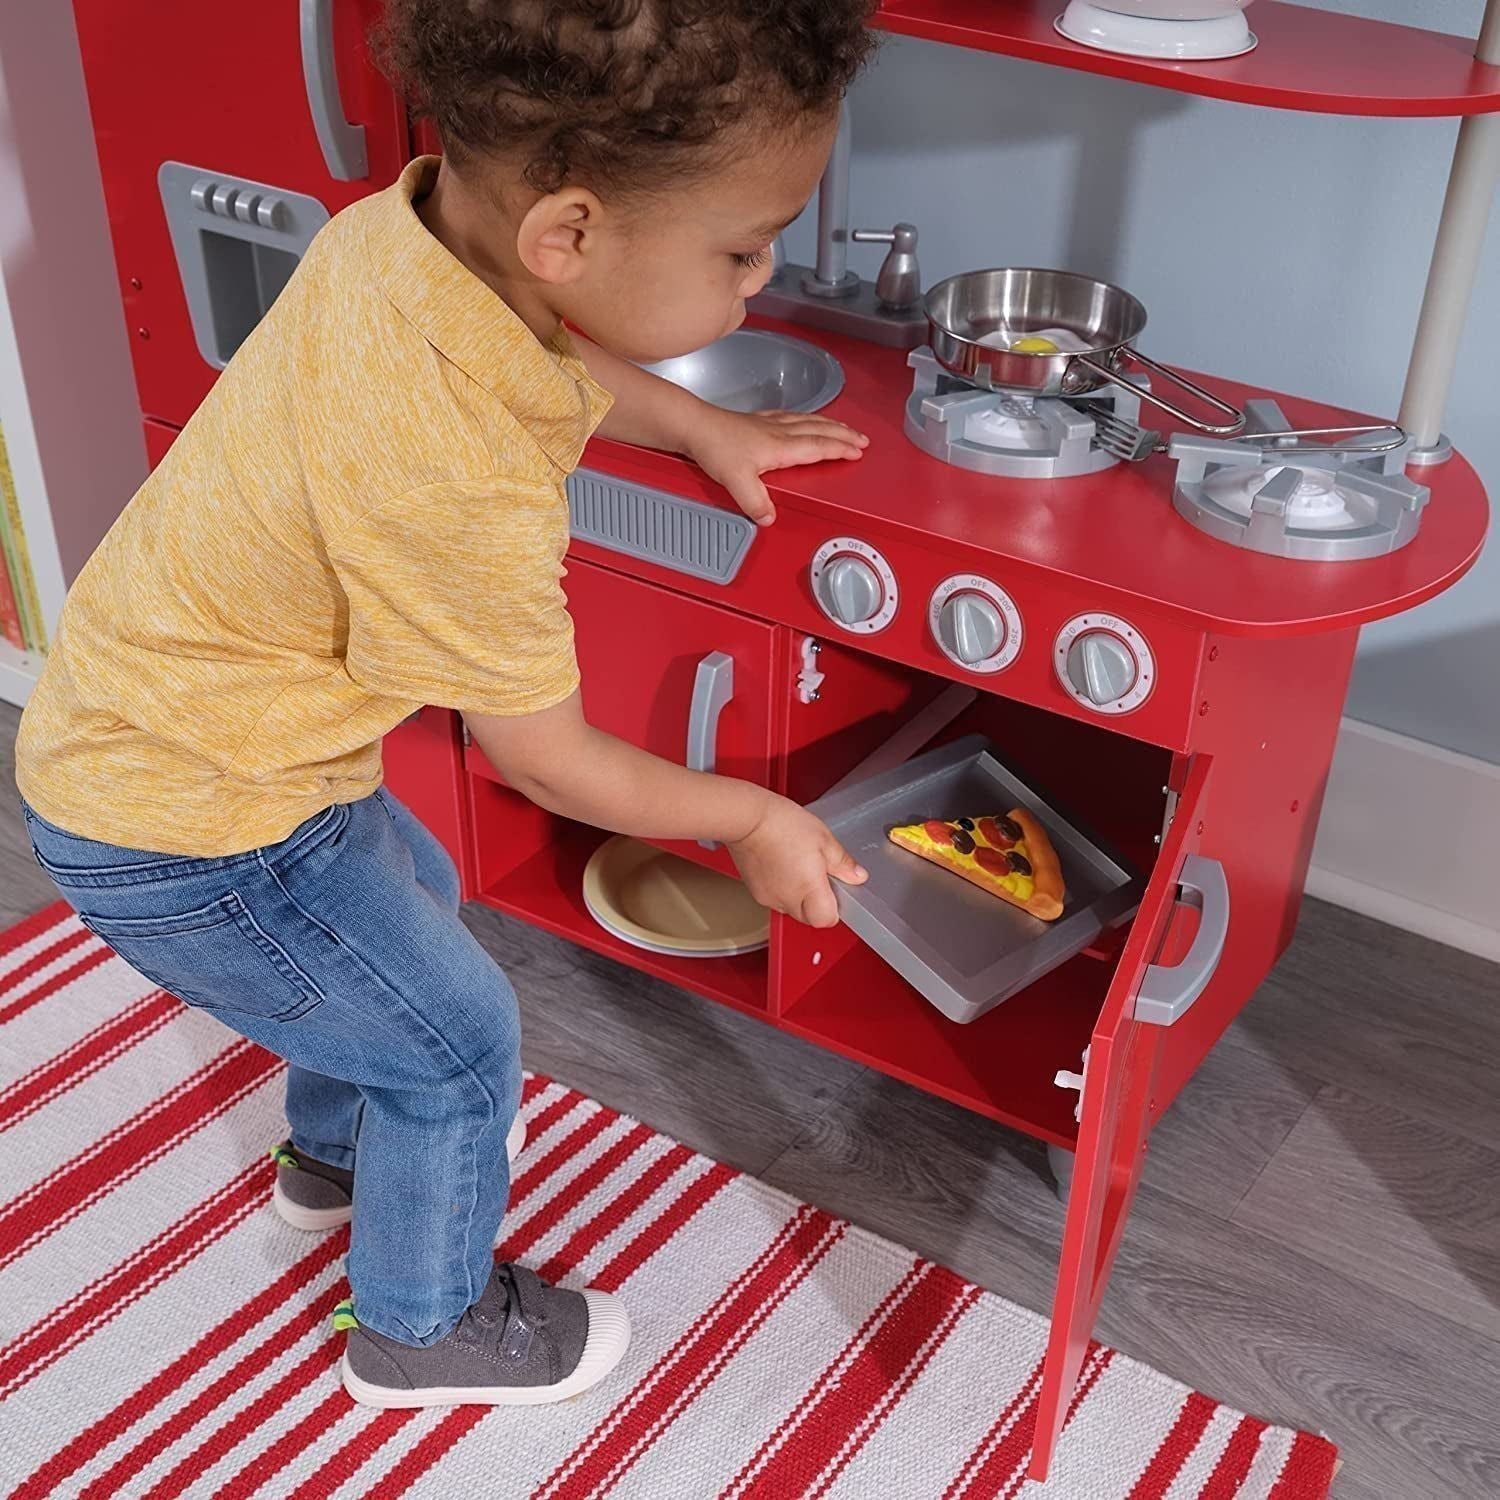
[{"xmin": 0, "ymin": 902, "xmax": 1337, "ymax": 1498}]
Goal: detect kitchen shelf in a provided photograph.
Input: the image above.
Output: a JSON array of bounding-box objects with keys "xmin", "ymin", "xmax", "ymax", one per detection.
[
  {"xmin": 475, "ymin": 822, "xmax": 771, "ymax": 1017},
  {"xmin": 780, "ymin": 937, "xmax": 1113, "ymax": 1148},
  {"xmin": 871, "ymin": 0, "xmax": 1500, "ymax": 117}
]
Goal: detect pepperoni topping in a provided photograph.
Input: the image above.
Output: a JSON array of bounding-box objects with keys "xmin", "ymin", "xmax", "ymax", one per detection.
[
  {"xmin": 975, "ymin": 847, "xmax": 1010, "ymax": 877},
  {"xmin": 923, "ymin": 820, "xmax": 954, "ymax": 845},
  {"xmin": 1006, "ymin": 851, "xmax": 1033, "ymax": 875},
  {"xmin": 977, "ymin": 817, "xmax": 1013, "ymax": 850},
  {"xmin": 951, "ymin": 828, "xmax": 976, "ymax": 855}
]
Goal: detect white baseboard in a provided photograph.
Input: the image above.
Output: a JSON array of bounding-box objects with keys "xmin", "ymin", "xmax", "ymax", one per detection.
[
  {"xmin": 1307, "ymin": 718, "xmax": 1500, "ymax": 963},
  {"xmin": 0, "ymin": 641, "xmax": 40, "ymax": 710}
]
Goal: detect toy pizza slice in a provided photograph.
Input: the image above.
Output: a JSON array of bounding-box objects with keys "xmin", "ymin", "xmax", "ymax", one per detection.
[{"xmin": 887, "ymin": 808, "xmax": 1066, "ymax": 920}]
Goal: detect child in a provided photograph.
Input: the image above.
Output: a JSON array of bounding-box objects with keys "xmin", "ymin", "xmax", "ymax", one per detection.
[{"xmin": 17, "ymin": 0, "xmax": 875, "ymax": 1409}]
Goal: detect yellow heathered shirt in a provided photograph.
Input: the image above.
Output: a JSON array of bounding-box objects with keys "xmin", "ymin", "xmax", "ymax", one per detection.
[{"xmin": 17, "ymin": 158, "xmax": 612, "ymax": 856}]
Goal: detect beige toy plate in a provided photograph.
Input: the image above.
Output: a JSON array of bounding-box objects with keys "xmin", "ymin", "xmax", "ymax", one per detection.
[{"xmin": 582, "ymin": 836, "xmax": 769, "ymax": 958}]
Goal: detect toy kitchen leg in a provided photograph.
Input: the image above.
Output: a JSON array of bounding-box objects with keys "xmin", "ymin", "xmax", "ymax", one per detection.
[
  {"xmin": 1045, "ymin": 1141, "xmax": 1075, "ymax": 1202},
  {"xmin": 1028, "ymin": 627, "xmax": 1358, "ymax": 1482}
]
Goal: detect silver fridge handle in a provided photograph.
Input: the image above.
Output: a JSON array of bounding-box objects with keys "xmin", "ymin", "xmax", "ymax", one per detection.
[
  {"xmin": 300, "ymin": 0, "xmax": 368, "ymax": 182},
  {"xmin": 686, "ymin": 652, "xmax": 735, "ymax": 849},
  {"xmin": 1133, "ymin": 855, "xmax": 1229, "ymax": 1026}
]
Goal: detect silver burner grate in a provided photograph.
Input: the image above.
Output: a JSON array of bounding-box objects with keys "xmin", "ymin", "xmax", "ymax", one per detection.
[
  {"xmin": 1169, "ymin": 400, "xmax": 1429, "ymax": 562},
  {"xmin": 904, "ymin": 347, "xmax": 1143, "ymax": 480}
]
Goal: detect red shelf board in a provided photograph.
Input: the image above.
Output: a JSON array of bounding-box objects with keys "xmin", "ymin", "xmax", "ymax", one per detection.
[
  {"xmin": 872, "ymin": 0, "xmax": 1500, "ymax": 117},
  {"xmin": 476, "ymin": 827, "xmax": 770, "ymax": 1016},
  {"xmin": 781, "ymin": 939, "xmax": 1115, "ymax": 1148}
]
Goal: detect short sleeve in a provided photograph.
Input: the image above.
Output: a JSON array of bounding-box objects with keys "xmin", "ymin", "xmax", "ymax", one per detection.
[{"xmin": 329, "ymin": 476, "xmax": 579, "ymax": 715}]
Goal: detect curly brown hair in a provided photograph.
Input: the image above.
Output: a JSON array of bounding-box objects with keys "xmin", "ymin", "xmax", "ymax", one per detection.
[{"xmin": 374, "ymin": 0, "xmax": 876, "ymax": 195}]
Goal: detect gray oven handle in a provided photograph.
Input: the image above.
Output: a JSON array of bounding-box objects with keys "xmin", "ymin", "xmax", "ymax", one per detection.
[
  {"xmin": 686, "ymin": 652, "xmax": 734, "ymax": 849},
  {"xmin": 300, "ymin": 0, "xmax": 368, "ymax": 181},
  {"xmin": 1133, "ymin": 855, "xmax": 1229, "ymax": 1026}
]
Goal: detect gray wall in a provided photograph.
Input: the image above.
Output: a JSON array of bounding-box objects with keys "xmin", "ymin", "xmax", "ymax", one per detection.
[{"xmin": 782, "ymin": 0, "xmax": 1498, "ymax": 764}]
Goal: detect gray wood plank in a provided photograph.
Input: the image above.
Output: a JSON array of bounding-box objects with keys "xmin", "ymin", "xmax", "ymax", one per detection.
[
  {"xmin": 1108, "ymin": 1185, "xmax": 1500, "ymax": 1500},
  {"xmin": 461, "ymin": 901, "xmax": 867, "ymax": 1178},
  {"xmin": 1140, "ymin": 1038, "xmax": 1321, "ymax": 1220},
  {"xmin": 1220, "ymin": 898, "xmax": 1500, "ymax": 1155},
  {"xmin": 1234, "ymin": 1084, "xmax": 1500, "ymax": 1344}
]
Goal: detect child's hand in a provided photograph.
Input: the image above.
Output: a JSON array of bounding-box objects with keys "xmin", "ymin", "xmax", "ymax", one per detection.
[
  {"xmin": 687, "ymin": 408, "xmax": 868, "ymax": 526},
  {"xmin": 727, "ymin": 792, "xmax": 867, "ymax": 928}
]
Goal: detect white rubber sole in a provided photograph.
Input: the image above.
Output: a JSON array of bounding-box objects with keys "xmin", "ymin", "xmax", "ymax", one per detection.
[
  {"xmin": 271, "ymin": 1183, "xmax": 352, "ymax": 1232},
  {"xmin": 273, "ymin": 1112, "xmax": 528, "ymax": 1232},
  {"xmin": 340, "ymin": 1289, "xmax": 632, "ymax": 1408}
]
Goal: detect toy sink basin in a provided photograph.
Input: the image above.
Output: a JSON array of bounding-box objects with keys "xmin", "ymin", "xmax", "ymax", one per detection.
[{"xmin": 642, "ymin": 329, "xmax": 844, "ymax": 414}]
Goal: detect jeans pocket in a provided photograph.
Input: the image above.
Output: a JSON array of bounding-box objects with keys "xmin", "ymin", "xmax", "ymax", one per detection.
[{"xmin": 80, "ymin": 894, "xmax": 325, "ymax": 1022}]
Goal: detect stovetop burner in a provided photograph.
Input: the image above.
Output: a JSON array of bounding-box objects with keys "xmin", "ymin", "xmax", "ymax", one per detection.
[
  {"xmin": 904, "ymin": 347, "xmax": 1143, "ymax": 479},
  {"xmin": 1169, "ymin": 400, "xmax": 1429, "ymax": 562}
]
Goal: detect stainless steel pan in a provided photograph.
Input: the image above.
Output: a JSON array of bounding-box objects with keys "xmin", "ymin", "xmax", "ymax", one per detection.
[{"xmin": 923, "ymin": 267, "xmax": 1247, "ymax": 436}]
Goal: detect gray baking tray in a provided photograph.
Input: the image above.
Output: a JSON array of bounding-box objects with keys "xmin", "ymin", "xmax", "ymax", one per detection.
[{"xmin": 808, "ymin": 734, "xmax": 1143, "ymax": 1025}]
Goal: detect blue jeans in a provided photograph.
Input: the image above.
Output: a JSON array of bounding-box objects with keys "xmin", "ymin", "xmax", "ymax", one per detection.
[{"xmin": 23, "ymin": 790, "xmax": 522, "ymax": 1348}]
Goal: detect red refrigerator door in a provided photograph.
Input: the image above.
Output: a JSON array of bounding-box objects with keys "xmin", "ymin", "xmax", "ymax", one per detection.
[{"xmin": 73, "ymin": 0, "xmax": 409, "ymax": 429}]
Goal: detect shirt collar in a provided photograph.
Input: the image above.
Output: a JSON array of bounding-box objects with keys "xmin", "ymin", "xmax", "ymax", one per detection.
[{"xmin": 363, "ymin": 157, "xmax": 612, "ymax": 474}]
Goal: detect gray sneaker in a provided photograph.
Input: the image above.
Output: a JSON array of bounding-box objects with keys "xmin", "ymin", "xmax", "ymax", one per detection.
[
  {"xmin": 272, "ymin": 1113, "xmax": 527, "ymax": 1231},
  {"xmin": 338, "ymin": 1263, "xmax": 631, "ymax": 1408}
]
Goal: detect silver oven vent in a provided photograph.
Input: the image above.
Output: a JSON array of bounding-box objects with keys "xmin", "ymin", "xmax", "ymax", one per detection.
[{"xmin": 567, "ymin": 470, "xmax": 756, "ymax": 585}]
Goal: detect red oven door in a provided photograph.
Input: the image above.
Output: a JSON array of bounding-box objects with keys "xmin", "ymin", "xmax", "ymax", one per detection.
[
  {"xmin": 1029, "ymin": 754, "xmax": 1224, "ymax": 1481},
  {"xmin": 73, "ymin": 0, "xmax": 409, "ymax": 429}
]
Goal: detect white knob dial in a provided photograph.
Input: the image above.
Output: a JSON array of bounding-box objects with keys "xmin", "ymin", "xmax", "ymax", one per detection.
[
  {"xmin": 1067, "ymin": 632, "xmax": 1137, "ymax": 705},
  {"xmin": 818, "ymin": 555, "xmax": 882, "ymax": 626},
  {"xmin": 1054, "ymin": 613, "xmax": 1155, "ymax": 715},
  {"xmin": 940, "ymin": 594, "xmax": 1004, "ymax": 665},
  {"xmin": 810, "ymin": 537, "xmax": 899, "ymax": 634},
  {"xmin": 928, "ymin": 574, "xmax": 1022, "ymax": 674}
]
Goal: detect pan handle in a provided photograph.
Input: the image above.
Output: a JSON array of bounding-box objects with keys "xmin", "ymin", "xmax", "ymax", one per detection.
[
  {"xmin": 1074, "ymin": 347, "xmax": 1245, "ymax": 436},
  {"xmin": 1232, "ymin": 424, "xmax": 1409, "ymax": 456}
]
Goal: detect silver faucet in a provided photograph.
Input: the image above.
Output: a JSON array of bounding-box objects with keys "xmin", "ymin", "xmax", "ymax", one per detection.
[
  {"xmin": 748, "ymin": 100, "xmax": 927, "ymax": 348},
  {"xmin": 851, "ymin": 223, "xmax": 922, "ymax": 311},
  {"xmin": 806, "ymin": 103, "xmax": 858, "ymax": 296}
]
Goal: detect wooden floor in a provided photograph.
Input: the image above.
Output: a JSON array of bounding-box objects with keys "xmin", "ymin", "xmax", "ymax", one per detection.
[{"xmin": 4, "ymin": 705, "xmax": 1497, "ymax": 1497}]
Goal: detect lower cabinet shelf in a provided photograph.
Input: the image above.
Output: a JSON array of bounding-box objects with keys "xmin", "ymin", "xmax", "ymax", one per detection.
[
  {"xmin": 779, "ymin": 937, "xmax": 1106, "ymax": 1149},
  {"xmin": 474, "ymin": 817, "xmax": 771, "ymax": 1018}
]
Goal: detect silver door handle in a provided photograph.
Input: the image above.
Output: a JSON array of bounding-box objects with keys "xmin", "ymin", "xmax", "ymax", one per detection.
[
  {"xmin": 300, "ymin": 0, "xmax": 368, "ymax": 181},
  {"xmin": 1134, "ymin": 855, "xmax": 1229, "ymax": 1026},
  {"xmin": 686, "ymin": 652, "xmax": 734, "ymax": 849}
]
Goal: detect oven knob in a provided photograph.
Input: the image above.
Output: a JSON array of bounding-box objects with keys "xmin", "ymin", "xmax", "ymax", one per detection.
[
  {"xmin": 809, "ymin": 537, "xmax": 899, "ymax": 634},
  {"xmin": 1054, "ymin": 613, "xmax": 1155, "ymax": 714},
  {"xmin": 929, "ymin": 574, "xmax": 1022, "ymax": 673},
  {"xmin": 1067, "ymin": 632, "xmax": 1137, "ymax": 705},
  {"xmin": 939, "ymin": 594, "xmax": 1003, "ymax": 664},
  {"xmin": 818, "ymin": 555, "xmax": 882, "ymax": 625}
]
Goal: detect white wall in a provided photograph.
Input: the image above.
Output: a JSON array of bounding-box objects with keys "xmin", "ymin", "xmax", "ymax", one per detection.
[{"xmin": 784, "ymin": 0, "xmax": 1499, "ymax": 764}]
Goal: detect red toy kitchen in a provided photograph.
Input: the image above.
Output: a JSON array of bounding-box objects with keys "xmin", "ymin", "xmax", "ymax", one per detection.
[{"xmin": 68, "ymin": 0, "xmax": 1494, "ymax": 1481}]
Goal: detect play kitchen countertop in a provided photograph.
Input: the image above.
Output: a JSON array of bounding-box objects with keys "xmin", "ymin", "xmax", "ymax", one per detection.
[{"xmin": 581, "ymin": 315, "xmax": 1489, "ymax": 639}]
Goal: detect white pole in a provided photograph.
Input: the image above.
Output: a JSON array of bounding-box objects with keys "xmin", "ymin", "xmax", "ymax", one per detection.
[{"xmin": 1398, "ymin": 0, "xmax": 1500, "ymax": 463}]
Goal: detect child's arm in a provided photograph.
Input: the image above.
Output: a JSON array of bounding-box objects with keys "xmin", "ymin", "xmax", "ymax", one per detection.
[
  {"xmin": 572, "ymin": 335, "xmax": 867, "ymax": 527},
  {"xmin": 466, "ymin": 691, "xmax": 865, "ymax": 928}
]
